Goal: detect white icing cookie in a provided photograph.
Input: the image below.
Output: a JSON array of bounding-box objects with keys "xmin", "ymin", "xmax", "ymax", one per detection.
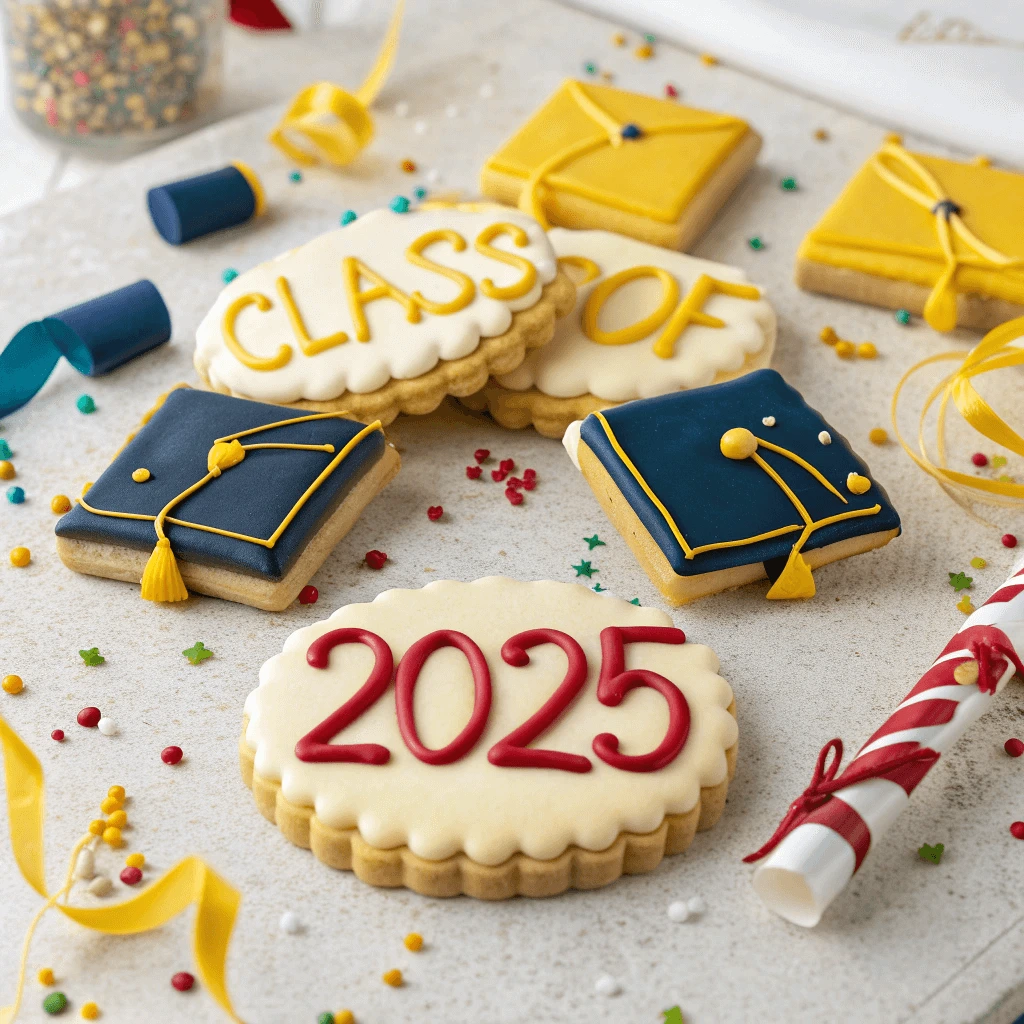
[
  {"xmin": 243, "ymin": 578, "xmax": 736, "ymax": 870},
  {"xmin": 195, "ymin": 208, "xmax": 559, "ymax": 403},
  {"xmin": 496, "ymin": 228, "xmax": 776, "ymax": 401}
]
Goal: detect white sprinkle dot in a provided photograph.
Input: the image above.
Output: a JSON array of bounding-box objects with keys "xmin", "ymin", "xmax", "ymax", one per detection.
[
  {"xmin": 426, "ymin": 168, "xmax": 441, "ymax": 184},
  {"xmin": 595, "ymin": 975, "xmax": 620, "ymax": 997},
  {"xmin": 479, "ymin": 82, "xmax": 495, "ymax": 99},
  {"xmin": 818, "ymin": 430, "xmax": 832, "ymax": 445},
  {"xmin": 445, "ymin": 103, "xmax": 459, "ymax": 118},
  {"xmin": 687, "ymin": 895, "xmax": 706, "ymax": 916},
  {"xmin": 762, "ymin": 416, "xmax": 776, "ymax": 427},
  {"xmin": 87, "ymin": 875, "xmax": 112, "ymax": 897},
  {"xmin": 279, "ymin": 911, "xmax": 301, "ymax": 934},
  {"xmin": 394, "ymin": 101, "xmax": 409, "ymax": 117},
  {"xmin": 97, "ymin": 717, "xmax": 117, "ymax": 736},
  {"xmin": 667, "ymin": 900, "xmax": 690, "ymax": 922},
  {"xmin": 74, "ymin": 848, "xmax": 95, "ymax": 881},
  {"xmin": 413, "ymin": 119, "xmax": 428, "ymax": 134}
]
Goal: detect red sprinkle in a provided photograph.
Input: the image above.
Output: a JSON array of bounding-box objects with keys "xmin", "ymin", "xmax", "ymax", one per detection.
[
  {"xmin": 505, "ymin": 488, "xmax": 524, "ymax": 506},
  {"xmin": 298, "ymin": 585, "xmax": 319, "ymax": 605},
  {"xmin": 161, "ymin": 745, "xmax": 183, "ymax": 765},
  {"xmin": 1006, "ymin": 738, "xmax": 1024, "ymax": 757},
  {"xmin": 171, "ymin": 972, "xmax": 195, "ymax": 992},
  {"xmin": 665, "ymin": 84, "xmax": 679, "ymax": 99},
  {"xmin": 1003, "ymin": 534, "xmax": 1018, "ymax": 548},
  {"xmin": 499, "ymin": 458, "xmax": 515, "ymax": 473},
  {"xmin": 72, "ymin": 70, "xmax": 90, "ymax": 86},
  {"xmin": 119, "ymin": 17, "xmax": 136, "ymax": 31},
  {"xmin": 491, "ymin": 469, "xmax": 507, "ymax": 483},
  {"xmin": 51, "ymin": 729, "xmax": 65, "ymax": 742},
  {"xmin": 77, "ymin": 706, "xmax": 101, "ymax": 728},
  {"xmin": 427, "ymin": 505, "xmax": 443, "ymax": 521},
  {"xmin": 473, "ymin": 449, "xmax": 490, "ymax": 464},
  {"xmin": 465, "ymin": 465, "xmax": 482, "ymax": 480},
  {"xmin": 120, "ymin": 866, "xmax": 143, "ymax": 885},
  {"xmin": 971, "ymin": 452, "xmax": 989, "ymax": 467},
  {"xmin": 523, "ymin": 477, "xmax": 536, "ymax": 491},
  {"xmin": 523, "ymin": 468, "xmax": 536, "ymax": 479},
  {"xmin": 1011, "ymin": 821, "xmax": 1024, "ymax": 840},
  {"xmin": 365, "ymin": 549, "xmax": 388, "ymax": 570},
  {"xmin": 507, "ymin": 476, "xmax": 524, "ymax": 490}
]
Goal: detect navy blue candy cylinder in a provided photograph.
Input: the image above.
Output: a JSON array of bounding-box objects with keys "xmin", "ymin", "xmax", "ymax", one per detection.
[{"xmin": 147, "ymin": 162, "xmax": 265, "ymax": 245}]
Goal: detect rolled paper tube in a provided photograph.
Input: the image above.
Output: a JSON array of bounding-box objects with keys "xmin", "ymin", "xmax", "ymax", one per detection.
[
  {"xmin": 747, "ymin": 557, "xmax": 1024, "ymax": 927},
  {"xmin": 147, "ymin": 163, "xmax": 265, "ymax": 245},
  {"xmin": 0, "ymin": 280, "xmax": 171, "ymax": 418}
]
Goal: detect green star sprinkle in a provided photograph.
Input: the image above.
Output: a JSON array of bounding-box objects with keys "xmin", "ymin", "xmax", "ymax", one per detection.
[
  {"xmin": 948, "ymin": 571, "xmax": 973, "ymax": 592},
  {"xmin": 583, "ymin": 534, "xmax": 606, "ymax": 550},
  {"xmin": 630, "ymin": 598, "xmax": 641, "ymax": 605},
  {"xmin": 917, "ymin": 842, "xmax": 944, "ymax": 864},
  {"xmin": 79, "ymin": 647, "xmax": 105, "ymax": 666},
  {"xmin": 662, "ymin": 1009, "xmax": 684, "ymax": 1024},
  {"xmin": 571, "ymin": 560, "xmax": 597, "ymax": 578},
  {"xmin": 183, "ymin": 641, "xmax": 213, "ymax": 665},
  {"xmin": 780, "ymin": 176, "xmax": 798, "ymax": 191},
  {"xmin": 747, "ymin": 236, "xmax": 765, "ymax": 250},
  {"xmin": 593, "ymin": 583, "xmax": 605, "ymax": 592}
]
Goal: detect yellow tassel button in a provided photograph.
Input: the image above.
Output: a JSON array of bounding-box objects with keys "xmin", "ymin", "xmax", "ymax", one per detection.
[{"xmin": 847, "ymin": 472, "xmax": 871, "ymax": 495}]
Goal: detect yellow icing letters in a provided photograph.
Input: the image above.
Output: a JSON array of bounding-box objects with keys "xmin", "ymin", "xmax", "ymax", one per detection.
[
  {"xmin": 342, "ymin": 257, "xmax": 422, "ymax": 342},
  {"xmin": 222, "ymin": 293, "xmax": 292, "ymax": 371},
  {"xmin": 557, "ymin": 255, "xmax": 602, "ymax": 286},
  {"xmin": 582, "ymin": 266, "xmax": 680, "ymax": 347},
  {"xmin": 276, "ymin": 277, "xmax": 349, "ymax": 356},
  {"xmin": 474, "ymin": 223, "xmax": 538, "ymax": 300},
  {"xmin": 652, "ymin": 274, "xmax": 761, "ymax": 359},
  {"xmin": 405, "ymin": 230, "xmax": 476, "ymax": 316}
]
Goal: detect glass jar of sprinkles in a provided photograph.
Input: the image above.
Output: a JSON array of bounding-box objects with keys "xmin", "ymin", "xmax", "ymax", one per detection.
[{"xmin": 3, "ymin": 0, "xmax": 223, "ymax": 148}]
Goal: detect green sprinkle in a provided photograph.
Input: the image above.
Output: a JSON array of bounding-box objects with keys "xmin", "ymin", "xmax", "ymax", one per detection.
[
  {"xmin": 747, "ymin": 236, "xmax": 765, "ymax": 251},
  {"xmin": 183, "ymin": 641, "xmax": 213, "ymax": 665},
  {"xmin": 662, "ymin": 1009, "xmax": 684, "ymax": 1024},
  {"xmin": 79, "ymin": 647, "xmax": 105, "ymax": 667},
  {"xmin": 644, "ymin": 32, "xmax": 656, "ymax": 43},
  {"xmin": 289, "ymin": 170, "xmax": 303, "ymax": 183},
  {"xmin": 413, "ymin": 186, "xmax": 427, "ymax": 200},
  {"xmin": 583, "ymin": 61, "xmax": 597, "ymax": 75},
  {"xmin": 780, "ymin": 176, "xmax": 797, "ymax": 191},
  {"xmin": 0, "ymin": 440, "xmax": 11, "ymax": 459},
  {"xmin": 222, "ymin": 268, "xmax": 238, "ymax": 283},
  {"xmin": 993, "ymin": 454, "xmax": 1008, "ymax": 468},
  {"xmin": 895, "ymin": 308, "xmax": 911, "ymax": 325},
  {"xmin": 583, "ymin": 534, "xmax": 605, "ymax": 550},
  {"xmin": 340, "ymin": 210, "xmax": 357, "ymax": 226},
  {"xmin": 317, "ymin": 1014, "xmax": 335, "ymax": 1024},
  {"xmin": 593, "ymin": 583, "xmax": 605, "ymax": 592},
  {"xmin": 630, "ymin": 598, "xmax": 641, "ymax": 605},
  {"xmin": 76, "ymin": 394, "xmax": 96, "ymax": 414},
  {"xmin": 948, "ymin": 571, "xmax": 973, "ymax": 592},
  {"xmin": 970, "ymin": 556, "xmax": 987, "ymax": 569},
  {"xmin": 43, "ymin": 992, "xmax": 68, "ymax": 1015},
  {"xmin": 390, "ymin": 195, "xmax": 410, "ymax": 213},
  {"xmin": 917, "ymin": 842, "xmax": 944, "ymax": 864},
  {"xmin": 571, "ymin": 560, "xmax": 597, "ymax": 578}
]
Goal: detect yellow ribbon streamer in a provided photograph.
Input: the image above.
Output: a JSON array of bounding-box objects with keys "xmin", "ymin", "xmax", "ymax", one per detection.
[
  {"xmin": 870, "ymin": 141, "xmax": 1024, "ymax": 332},
  {"xmin": 268, "ymin": 0, "xmax": 404, "ymax": 167},
  {"xmin": 892, "ymin": 314, "xmax": 1024, "ymax": 518},
  {"xmin": 0, "ymin": 715, "xmax": 244, "ymax": 1023}
]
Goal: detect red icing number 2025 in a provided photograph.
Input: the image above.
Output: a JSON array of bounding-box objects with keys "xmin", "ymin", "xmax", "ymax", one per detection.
[{"xmin": 294, "ymin": 626, "xmax": 690, "ymax": 774}]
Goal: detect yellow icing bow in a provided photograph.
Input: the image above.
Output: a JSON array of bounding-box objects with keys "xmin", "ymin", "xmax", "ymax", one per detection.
[
  {"xmin": 268, "ymin": 0, "xmax": 404, "ymax": 168},
  {"xmin": 892, "ymin": 314, "xmax": 1024, "ymax": 517},
  {"xmin": 0, "ymin": 715, "xmax": 244, "ymax": 1023}
]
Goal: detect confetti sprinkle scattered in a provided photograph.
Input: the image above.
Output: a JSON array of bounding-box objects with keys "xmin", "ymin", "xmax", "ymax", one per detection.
[
  {"xmin": 382, "ymin": 969, "xmax": 403, "ymax": 987},
  {"xmin": 404, "ymin": 932, "xmax": 424, "ymax": 952},
  {"xmin": 161, "ymin": 745, "xmax": 183, "ymax": 765},
  {"xmin": 819, "ymin": 325, "xmax": 838, "ymax": 346},
  {"xmin": 667, "ymin": 901, "xmax": 689, "ymax": 922},
  {"xmin": 77, "ymin": 394, "xmax": 96, "ymax": 414},
  {"xmin": 79, "ymin": 647, "xmax": 105, "ymax": 666},
  {"xmin": 340, "ymin": 210, "xmax": 357, "ymax": 226},
  {"xmin": 38, "ymin": 968, "xmax": 55, "ymax": 986},
  {"xmin": 120, "ymin": 866, "xmax": 143, "ymax": 886},
  {"xmin": 869, "ymin": 428, "xmax": 888, "ymax": 445},
  {"xmin": 970, "ymin": 556, "xmax": 987, "ymax": 569},
  {"xmin": 0, "ymin": 441, "xmax": 10, "ymax": 459},
  {"xmin": 1003, "ymin": 534, "xmax": 1018, "ymax": 549},
  {"xmin": 505, "ymin": 488, "xmax": 524, "ymax": 506},
  {"xmin": 780, "ymin": 176, "xmax": 797, "ymax": 191},
  {"xmin": 3, "ymin": 674, "xmax": 24, "ymax": 695},
  {"xmin": 621, "ymin": 123, "xmax": 643, "ymax": 140},
  {"xmin": 97, "ymin": 717, "xmax": 117, "ymax": 736},
  {"xmin": 400, "ymin": 159, "xmax": 416, "ymax": 173},
  {"xmin": 427, "ymin": 505, "xmax": 444, "ymax": 521},
  {"xmin": 895, "ymin": 308, "xmax": 911, "ymax": 325},
  {"xmin": 1011, "ymin": 822, "xmax": 1024, "ymax": 840},
  {"xmin": 389, "ymin": 195, "xmax": 410, "ymax": 213},
  {"xmin": 630, "ymin": 598, "xmax": 640, "ymax": 605},
  {"xmin": 857, "ymin": 341, "xmax": 878, "ymax": 359},
  {"xmin": 7, "ymin": 485, "xmax": 25, "ymax": 504},
  {"xmin": 818, "ymin": 431, "xmax": 832, "ymax": 445},
  {"xmin": 499, "ymin": 458, "xmax": 515, "ymax": 473},
  {"xmin": 491, "ymin": 468, "xmax": 507, "ymax": 483},
  {"xmin": 507, "ymin": 477, "xmax": 524, "ymax": 491},
  {"xmin": 125, "ymin": 852, "xmax": 145, "ymax": 869},
  {"xmin": 474, "ymin": 448, "xmax": 490, "ymax": 463},
  {"xmin": 595, "ymin": 975, "xmax": 620, "ymax": 996},
  {"xmin": 948, "ymin": 571, "xmax": 973, "ymax": 592},
  {"xmin": 917, "ymin": 842, "xmax": 944, "ymax": 864},
  {"xmin": 747, "ymin": 236, "xmax": 765, "ymax": 251},
  {"xmin": 81, "ymin": 1003, "xmax": 100, "ymax": 1020},
  {"xmin": 700, "ymin": 52, "xmax": 718, "ymax": 65},
  {"xmin": 612, "ymin": 31, "xmax": 626, "ymax": 46},
  {"xmin": 0, "ymin": 461, "xmax": 14, "ymax": 480},
  {"xmin": 317, "ymin": 1014, "xmax": 335, "ymax": 1024},
  {"xmin": 572, "ymin": 560, "xmax": 597, "ymax": 578},
  {"xmin": 663, "ymin": 1008, "xmax": 685, "ymax": 1024},
  {"xmin": 414, "ymin": 187, "xmax": 427, "ymax": 200},
  {"xmin": 9, "ymin": 546, "xmax": 30, "ymax": 567},
  {"xmin": 687, "ymin": 895, "xmax": 706, "ymax": 915},
  {"xmin": 664, "ymin": 83, "xmax": 678, "ymax": 99},
  {"xmin": 51, "ymin": 730, "xmax": 64, "ymax": 742},
  {"xmin": 51, "ymin": 494, "xmax": 71, "ymax": 515},
  {"xmin": 298, "ymin": 585, "xmax": 319, "ymax": 605},
  {"xmin": 993, "ymin": 455, "xmax": 1008, "ymax": 469},
  {"xmin": 584, "ymin": 534, "xmax": 605, "ymax": 550},
  {"xmin": 814, "ymin": 128, "xmax": 829, "ymax": 141},
  {"xmin": 956, "ymin": 594, "xmax": 975, "ymax": 614},
  {"xmin": 221, "ymin": 268, "xmax": 238, "ymax": 284},
  {"xmin": 182, "ymin": 641, "xmax": 213, "ymax": 665},
  {"xmin": 289, "ymin": 170, "xmax": 303, "ymax": 183},
  {"xmin": 171, "ymin": 972, "xmax": 194, "ymax": 992},
  {"xmin": 583, "ymin": 60, "xmax": 597, "ymax": 75},
  {"xmin": 465, "ymin": 465, "xmax": 482, "ymax": 480},
  {"xmin": 1005, "ymin": 738, "xmax": 1024, "ymax": 757},
  {"xmin": 634, "ymin": 43, "xmax": 653, "ymax": 59},
  {"xmin": 834, "ymin": 340, "xmax": 856, "ymax": 359},
  {"xmin": 365, "ymin": 550, "xmax": 388, "ymax": 570},
  {"xmin": 42, "ymin": 992, "xmax": 67, "ymax": 1015},
  {"xmin": 279, "ymin": 911, "xmax": 301, "ymax": 934},
  {"xmin": 592, "ymin": 583, "xmax": 605, "ymax": 592}
]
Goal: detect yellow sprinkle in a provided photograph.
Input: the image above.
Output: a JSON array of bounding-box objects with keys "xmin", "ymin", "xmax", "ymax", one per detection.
[
  {"xmin": 970, "ymin": 557, "xmax": 987, "ymax": 569},
  {"xmin": 100, "ymin": 796, "xmax": 122, "ymax": 814},
  {"xmin": 857, "ymin": 341, "xmax": 878, "ymax": 359},
  {"xmin": 956, "ymin": 595, "xmax": 975, "ymax": 615},
  {"xmin": 9, "ymin": 546, "xmax": 30, "ymax": 567},
  {"xmin": 635, "ymin": 43, "xmax": 653, "ymax": 59},
  {"xmin": 38, "ymin": 968, "xmax": 55, "ymax": 986},
  {"xmin": 83, "ymin": 482, "xmax": 93, "ymax": 494},
  {"xmin": 869, "ymin": 428, "xmax": 888, "ymax": 445},
  {"xmin": 2, "ymin": 674, "xmax": 24, "ymax": 695},
  {"xmin": 835, "ymin": 340, "xmax": 856, "ymax": 359},
  {"xmin": 612, "ymin": 31, "xmax": 625, "ymax": 46},
  {"xmin": 131, "ymin": 467, "xmax": 151, "ymax": 483},
  {"xmin": 125, "ymin": 852, "xmax": 145, "ymax": 869},
  {"xmin": 700, "ymin": 52, "xmax": 718, "ymax": 66},
  {"xmin": 106, "ymin": 810, "xmax": 128, "ymax": 829},
  {"xmin": 0, "ymin": 461, "xmax": 15, "ymax": 480},
  {"xmin": 382, "ymin": 968, "xmax": 403, "ymax": 987},
  {"xmin": 81, "ymin": 1002, "xmax": 100, "ymax": 1019},
  {"xmin": 992, "ymin": 455, "xmax": 1008, "ymax": 468},
  {"xmin": 102, "ymin": 826, "xmax": 122, "ymax": 847},
  {"xmin": 88, "ymin": 819, "xmax": 106, "ymax": 836},
  {"xmin": 51, "ymin": 494, "xmax": 72, "ymax": 514},
  {"xmin": 814, "ymin": 128, "xmax": 829, "ymax": 141},
  {"xmin": 403, "ymin": 932, "xmax": 424, "ymax": 952},
  {"xmin": 819, "ymin": 326, "xmax": 838, "ymax": 345},
  {"xmin": 107, "ymin": 785, "xmax": 126, "ymax": 801},
  {"xmin": 334, "ymin": 1012, "xmax": 355, "ymax": 1024}
]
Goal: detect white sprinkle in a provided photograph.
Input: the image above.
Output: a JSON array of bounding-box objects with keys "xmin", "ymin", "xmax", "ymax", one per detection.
[
  {"xmin": 88, "ymin": 875, "xmax": 112, "ymax": 897},
  {"xmin": 413, "ymin": 119, "xmax": 428, "ymax": 134},
  {"xmin": 279, "ymin": 910, "xmax": 301, "ymax": 934},
  {"xmin": 97, "ymin": 717, "xmax": 117, "ymax": 736},
  {"xmin": 394, "ymin": 101, "xmax": 409, "ymax": 117},
  {"xmin": 761, "ymin": 416, "xmax": 776, "ymax": 427},
  {"xmin": 426, "ymin": 168, "xmax": 441, "ymax": 184},
  {"xmin": 687, "ymin": 895, "xmax": 707, "ymax": 916},
  {"xmin": 445, "ymin": 103, "xmax": 459, "ymax": 118},
  {"xmin": 479, "ymin": 82, "xmax": 495, "ymax": 99},
  {"xmin": 667, "ymin": 900, "xmax": 690, "ymax": 922},
  {"xmin": 74, "ymin": 848, "xmax": 95, "ymax": 881},
  {"xmin": 818, "ymin": 430, "xmax": 832, "ymax": 445},
  {"xmin": 595, "ymin": 975, "xmax": 620, "ymax": 997}
]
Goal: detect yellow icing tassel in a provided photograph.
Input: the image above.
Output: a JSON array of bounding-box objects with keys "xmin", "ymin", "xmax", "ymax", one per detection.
[
  {"xmin": 140, "ymin": 538, "xmax": 188, "ymax": 603},
  {"xmin": 208, "ymin": 440, "xmax": 246, "ymax": 475},
  {"xmin": 922, "ymin": 265, "xmax": 959, "ymax": 333},
  {"xmin": 766, "ymin": 547, "xmax": 816, "ymax": 600}
]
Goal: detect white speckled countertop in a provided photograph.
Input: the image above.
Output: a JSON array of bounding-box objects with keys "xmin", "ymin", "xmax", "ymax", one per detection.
[{"xmin": 2, "ymin": 2, "xmax": 1024, "ymax": 1022}]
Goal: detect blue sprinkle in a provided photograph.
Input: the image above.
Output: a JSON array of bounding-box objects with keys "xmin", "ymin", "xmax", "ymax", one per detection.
[
  {"xmin": 413, "ymin": 187, "xmax": 427, "ymax": 201},
  {"xmin": 0, "ymin": 441, "xmax": 11, "ymax": 460},
  {"xmin": 222, "ymin": 268, "xmax": 238, "ymax": 283},
  {"xmin": 340, "ymin": 210, "xmax": 357, "ymax": 226},
  {"xmin": 6, "ymin": 486, "xmax": 24, "ymax": 505},
  {"xmin": 76, "ymin": 394, "xmax": 96, "ymax": 414},
  {"xmin": 289, "ymin": 170, "xmax": 303, "ymax": 183},
  {"xmin": 895, "ymin": 308, "xmax": 911, "ymax": 325},
  {"xmin": 390, "ymin": 195, "xmax": 410, "ymax": 213},
  {"xmin": 621, "ymin": 123, "xmax": 643, "ymax": 140}
]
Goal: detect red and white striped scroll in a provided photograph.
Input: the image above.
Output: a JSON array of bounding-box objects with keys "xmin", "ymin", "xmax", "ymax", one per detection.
[{"xmin": 746, "ymin": 559, "xmax": 1024, "ymax": 927}]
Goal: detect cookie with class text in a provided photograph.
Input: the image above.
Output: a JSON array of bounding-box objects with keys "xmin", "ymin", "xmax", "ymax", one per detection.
[
  {"xmin": 463, "ymin": 229, "xmax": 776, "ymax": 438},
  {"xmin": 194, "ymin": 208, "xmax": 575, "ymax": 425},
  {"xmin": 240, "ymin": 578, "xmax": 737, "ymax": 899},
  {"xmin": 564, "ymin": 370, "xmax": 901, "ymax": 605},
  {"xmin": 796, "ymin": 137, "xmax": 1024, "ymax": 332},
  {"xmin": 479, "ymin": 79, "xmax": 761, "ymax": 250},
  {"xmin": 55, "ymin": 386, "xmax": 399, "ymax": 611}
]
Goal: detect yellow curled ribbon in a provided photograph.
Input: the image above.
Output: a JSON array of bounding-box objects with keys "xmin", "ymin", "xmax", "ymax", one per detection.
[
  {"xmin": 268, "ymin": 0, "xmax": 404, "ymax": 167},
  {"xmin": 0, "ymin": 715, "xmax": 244, "ymax": 1023},
  {"xmin": 892, "ymin": 314, "xmax": 1024, "ymax": 517}
]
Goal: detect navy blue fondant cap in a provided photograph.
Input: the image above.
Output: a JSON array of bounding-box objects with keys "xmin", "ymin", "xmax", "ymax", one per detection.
[
  {"xmin": 56, "ymin": 388, "xmax": 385, "ymax": 581},
  {"xmin": 579, "ymin": 369, "xmax": 901, "ymax": 577},
  {"xmin": 147, "ymin": 165, "xmax": 258, "ymax": 245}
]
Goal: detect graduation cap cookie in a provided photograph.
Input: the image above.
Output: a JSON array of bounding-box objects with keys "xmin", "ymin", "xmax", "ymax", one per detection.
[
  {"xmin": 55, "ymin": 386, "xmax": 399, "ymax": 610},
  {"xmin": 563, "ymin": 370, "xmax": 901, "ymax": 604}
]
